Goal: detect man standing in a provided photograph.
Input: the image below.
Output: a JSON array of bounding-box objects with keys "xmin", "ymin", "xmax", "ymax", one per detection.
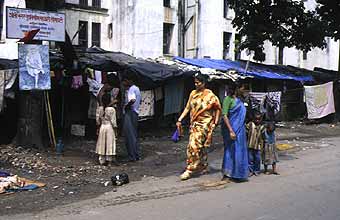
[{"xmin": 122, "ymin": 77, "xmax": 141, "ymax": 161}]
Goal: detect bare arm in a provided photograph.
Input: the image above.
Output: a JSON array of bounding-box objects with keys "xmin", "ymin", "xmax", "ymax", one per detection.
[
  {"xmin": 176, "ymin": 93, "xmax": 192, "ymax": 127},
  {"xmin": 223, "ymin": 114, "xmax": 236, "ymax": 140}
]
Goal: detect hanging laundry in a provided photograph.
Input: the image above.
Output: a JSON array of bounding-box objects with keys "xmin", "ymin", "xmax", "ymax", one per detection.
[
  {"xmin": 264, "ymin": 91, "xmax": 282, "ymax": 121},
  {"xmin": 304, "ymin": 82, "xmax": 335, "ymax": 119},
  {"xmin": 249, "ymin": 92, "xmax": 267, "ymax": 112},
  {"xmin": 139, "ymin": 90, "xmax": 155, "ymax": 117},
  {"xmin": 164, "ymin": 81, "xmax": 184, "ymax": 115},
  {"xmin": 71, "ymin": 75, "xmax": 83, "ymax": 89},
  {"xmin": 0, "ymin": 71, "xmax": 4, "ymax": 113},
  {"xmin": 249, "ymin": 91, "xmax": 282, "ymax": 120},
  {"xmin": 95, "ymin": 70, "xmax": 102, "ymax": 83},
  {"xmin": 87, "ymin": 78, "xmax": 104, "ymax": 97},
  {"xmin": 154, "ymin": 87, "xmax": 163, "ymax": 101}
]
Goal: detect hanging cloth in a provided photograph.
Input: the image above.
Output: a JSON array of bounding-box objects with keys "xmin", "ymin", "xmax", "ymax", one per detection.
[{"xmin": 304, "ymin": 82, "xmax": 335, "ymax": 119}]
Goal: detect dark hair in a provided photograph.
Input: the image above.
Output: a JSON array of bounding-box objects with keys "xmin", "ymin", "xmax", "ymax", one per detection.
[
  {"xmin": 266, "ymin": 122, "xmax": 275, "ymax": 131},
  {"xmin": 194, "ymin": 73, "xmax": 209, "ymax": 84},
  {"xmin": 102, "ymin": 93, "xmax": 111, "ymax": 107}
]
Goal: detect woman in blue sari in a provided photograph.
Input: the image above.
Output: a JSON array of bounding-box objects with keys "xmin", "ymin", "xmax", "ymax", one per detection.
[{"xmin": 221, "ymin": 83, "xmax": 249, "ymax": 181}]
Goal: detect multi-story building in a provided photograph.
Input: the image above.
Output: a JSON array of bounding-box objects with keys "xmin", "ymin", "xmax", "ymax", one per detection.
[
  {"xmin": 0, "ymin": 0, "xmax": 338, "ymax": 71},
  {"xmin": 182, "ymin": 0, "xmax": 339, "ymax": 71},
  {"xmin": 109, "ymin": 0, "xmax": 179, "ymax": 58}
]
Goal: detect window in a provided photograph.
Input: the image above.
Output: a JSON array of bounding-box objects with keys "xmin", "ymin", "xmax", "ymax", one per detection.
[
  {"xmin": 223, "ymin": 32, "xmax": 232, "ymax": 59},
  {"xmin": 224, "ymin": 0, "xmax": 229, "ymax": 18},
  {"xmin": 92, "ymin": 22, "xmax": 101, "ymax": 47},
  {"xmin": 163, "ymin": 23, "xmax": 174, "ymax": 54},
  {"xmin": 108, "ymin": 23, "xmax": 113, "ymax": 39},
  {"xmin": 303, "ymin": 51, "xmax": 308, "ymax": 60},
  {"xmin": 79, "ymin": 0, "xmax": 88, "ymax": 6},
  {"xmin": 78, "ymin": 21, "xmax": 88, "ymax": 47},
  {"xmin": 92, "ymin": 0, "xmax": 101, "ymax": 8},
  {"xmin": 164, "ymin": 0, "xmax": 171, "ymax": 7}
]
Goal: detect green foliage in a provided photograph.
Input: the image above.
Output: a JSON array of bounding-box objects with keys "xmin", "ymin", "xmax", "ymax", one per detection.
[
  {"xmin": 227, "ymin": 0, "xmax": 327, "ymax": 61},
  {"xmin": 317, "ymin": 0, "xmax": 340, "ymax": 40}
]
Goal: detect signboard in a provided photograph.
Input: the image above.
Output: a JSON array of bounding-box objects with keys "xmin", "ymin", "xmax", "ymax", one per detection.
[
  {"xmin": 6, "ymin": 7, "xmax": 65, "ymax": 42},
  {"xmin": 19, "ymin": 44, "xmax": 51, "ymax": 90}
]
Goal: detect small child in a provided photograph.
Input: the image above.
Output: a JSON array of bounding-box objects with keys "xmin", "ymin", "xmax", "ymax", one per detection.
[
  {"xmin": 246, "ymin": 112, "xmax": 265, "ymax": 176},
  {"xmin": 96, "ymin": 93, "xmax": 118, "ymax": 165},
  {"xmin": 262, "ymin": 122, "xmax": 279, "ymax": 175}
]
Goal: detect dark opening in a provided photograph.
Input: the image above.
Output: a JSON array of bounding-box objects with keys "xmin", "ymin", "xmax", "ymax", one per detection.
[
  {"xmin": 92, "ymin": 0, "xmax": 101, "ymax": 8},
  {"xmin": 223, "ymin": 32, "xmax": 232, "ymax": 59},
  {"xmin": 164, "ymin": 0, "xmax": 171, "ymax": 7},
  {"xmin": 223, "ymin": 0, "xmax": 229, "ymax": 18},
  {"xmin": 303, "ymin": 51, "xmax": 308, "ymax": 60},
  {"xmin": 92, "ymin": 22, "xmax": 101, "ymax": 47},
  {"xmin": 79, "ymin": 0, "xmax": 88, "ymax": 6},
  {"xmin": 78, "ymin": 21, "xmax": 88, "ymax": 47},
  {"xmin": 163, "ymin": 23, "xmax": 174, "ymax": 55}
]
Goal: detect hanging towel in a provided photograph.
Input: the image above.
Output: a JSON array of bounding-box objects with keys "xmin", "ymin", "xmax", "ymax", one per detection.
[
  {"xmin": 87, "ymin": 78, "xmax": 104, "ymax": 97},
  {"xmin": 139, "ymin": 90, "xmax": 155, "ymax": 117},
  {"xmin": 304, "ymin": 82, "xmax": 335, "ymax": 119}
]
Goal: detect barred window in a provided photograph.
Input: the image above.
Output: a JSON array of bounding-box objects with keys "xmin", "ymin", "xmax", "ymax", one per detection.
[
  {"xmin": 92, "ymin": 0, "xmax": 101, "ymax": 8},
  {"xmin": 79, "ymin": 0, "xmax": 88, "ymax": 6},
  {"xmin": 78, "ymin": 21, "xmax": 88, "ymax": 47},
  {"xmin": 92, "ymin": 22, "xmax": 101, "ymax": 47}
]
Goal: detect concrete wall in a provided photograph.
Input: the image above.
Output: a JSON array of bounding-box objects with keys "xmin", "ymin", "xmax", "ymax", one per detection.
[
  {"xmin": 0, "ymin": 0, "xmax": 26, "ymax": 59},
  {"xmin": 63, "ymin": 0, "xmax": 112, "ymax": 51},
  {"xmin": 110, "ymin": 0, "xmax": 179, "ymax": 58}
]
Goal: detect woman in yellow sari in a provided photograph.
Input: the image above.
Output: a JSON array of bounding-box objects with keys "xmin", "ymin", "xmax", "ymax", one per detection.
[{"xmin": 176, "ymin": 73, "xmax": 221, "ymax": 180}]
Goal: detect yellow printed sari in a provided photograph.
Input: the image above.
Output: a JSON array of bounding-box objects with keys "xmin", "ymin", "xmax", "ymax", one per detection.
[{"xmin": 185, "ymin": 89, "xmax": 221, "ymax": 172}]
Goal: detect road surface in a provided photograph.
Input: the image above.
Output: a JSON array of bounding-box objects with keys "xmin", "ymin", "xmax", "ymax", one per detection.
[{"xmin": 4, "ymin": 137, "xmax": 340, "ymax": 220}]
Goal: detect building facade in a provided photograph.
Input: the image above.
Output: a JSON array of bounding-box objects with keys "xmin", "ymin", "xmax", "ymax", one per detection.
[{"xmin": 109, "ymin": 0, "xmax": 179, "ymax": 58}]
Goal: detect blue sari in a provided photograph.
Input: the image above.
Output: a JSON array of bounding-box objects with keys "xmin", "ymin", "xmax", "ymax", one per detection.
[{"xmin": 221, "ymin": 98, "xmax": 249, "ymax": 180}]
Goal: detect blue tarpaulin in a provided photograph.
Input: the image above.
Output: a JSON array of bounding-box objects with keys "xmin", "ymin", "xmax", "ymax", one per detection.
[{"xmin": 174, "ymin": 57, "xmax": 313, "ymax": 82}]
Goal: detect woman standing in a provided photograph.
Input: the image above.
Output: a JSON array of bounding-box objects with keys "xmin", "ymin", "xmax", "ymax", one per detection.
[
  {"xmin": 221, "ymin": 83, "xmax": 249, "ymax": 181},
  {"xmin": 176, "ymin": 73, "xmax": 221, "ymax": 181},
  {"xmin": 96, "ymin": 93, "xmax": 118, "ymax": 165}
]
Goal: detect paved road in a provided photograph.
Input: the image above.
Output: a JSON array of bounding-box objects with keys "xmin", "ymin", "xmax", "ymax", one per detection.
[{"xmin": 4, "ymin": 137, "xmax": 340, "ymax": 220}]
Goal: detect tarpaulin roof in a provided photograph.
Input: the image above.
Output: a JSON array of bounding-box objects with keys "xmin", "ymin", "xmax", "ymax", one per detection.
[
  {"xmin": 0, "ymin": 59, "xmax": 18, "ymax": 70},
  {"xmin": 51, "ymin": 47, "xmax": 194, "ymax": 88},
  {"xmin": 174, "ymin": 57, "xmax": 314, "ymax": 82}
]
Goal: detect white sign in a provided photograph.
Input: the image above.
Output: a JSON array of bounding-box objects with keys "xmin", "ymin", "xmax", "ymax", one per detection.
[{"xmin": 6, "ymin": 7, "xmax": 65, "ymax": 42}]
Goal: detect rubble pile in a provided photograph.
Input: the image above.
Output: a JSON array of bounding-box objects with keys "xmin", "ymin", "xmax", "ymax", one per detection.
[{"xmin": 0, "ymin": 145, "xmax": 50, "ymax": 171}]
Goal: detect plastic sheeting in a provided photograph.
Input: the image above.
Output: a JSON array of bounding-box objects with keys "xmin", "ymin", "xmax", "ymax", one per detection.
[{"xmin": 174, "ymin": 57, "xmax": 313, "ymax": 82}]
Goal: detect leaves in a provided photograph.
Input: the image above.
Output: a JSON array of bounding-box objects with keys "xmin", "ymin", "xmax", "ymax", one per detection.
[{"xmin": 228, "ymin": 0, "xmax": 328, "ymax": 61}]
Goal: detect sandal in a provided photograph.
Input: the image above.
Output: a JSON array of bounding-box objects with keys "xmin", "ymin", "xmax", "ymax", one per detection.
[
  {"xmin": 180, "ymin": 170, "xmax": 193, "ymax": 181},
  {"xmin": 272, "ymin": 171, "xmax": 280, "ymax": 175}
]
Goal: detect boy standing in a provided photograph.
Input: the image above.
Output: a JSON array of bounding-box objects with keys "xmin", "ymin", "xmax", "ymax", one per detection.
[{"xmin": 246, "ymin": 112, "xmax": 265, "ymax": 176}]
